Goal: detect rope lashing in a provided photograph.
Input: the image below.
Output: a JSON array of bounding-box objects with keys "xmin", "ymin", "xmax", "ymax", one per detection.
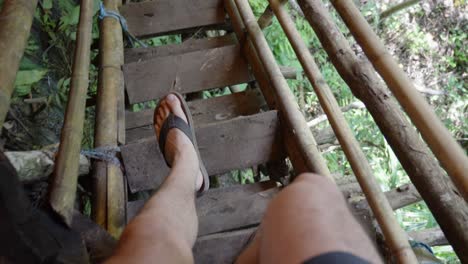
[
  {"xmin": 98, "ymin": 2, "xmax": 147, "ymax": 48},
  {"xmin": 81, "ymin": 146, "xmax": 121, "ymax": 166}
]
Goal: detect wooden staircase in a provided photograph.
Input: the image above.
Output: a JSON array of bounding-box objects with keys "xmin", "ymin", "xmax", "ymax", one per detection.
[{"xmin": 120, "ymin": 1, "xmax": 285, "ymax": 262}]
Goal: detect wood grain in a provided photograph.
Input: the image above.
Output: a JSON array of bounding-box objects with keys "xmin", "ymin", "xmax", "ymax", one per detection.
[
  {"xmin": 124, "ymin": 44, "xmax": 253, "ymax": 104},
  {"xmin": 125, "ymin": 91, "xmax": 266, "ymax": 143},
  {"xmin": 194, "ymin": 227, "xmax": 256, "ymax": 264},
  {"xmin": 125, "ymin": 34, "xmax": 236, "ymax": 63},
  {"xmin": 121, "ymin": 111, "xmax": 284, "ymax": 192},
  {"xmin": 127, "ymin": 182, "xmax": 278, "ymax": 235},
  {"xmin": 120, "ymin": 0, "xmax": 227, "ymax": 38}
]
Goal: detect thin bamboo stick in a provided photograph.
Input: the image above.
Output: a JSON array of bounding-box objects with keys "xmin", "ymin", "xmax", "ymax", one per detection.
[
  {"xmin": 228, "ymin": 0, "xmax": 331, "ymax": 178},
  {"xmin": 93, "ymin": 0, "xmax": 126, "ymax": 237},
  {"xmin": 331, "ymin": 0, "xmax": 468, "ymax": 202},
  {"xmin": 380, "ymin": 0, "xmax": 421, "ymax": 21},
  {"xmin": 49, "ymin": 0, "xmax": 94, "ymax": 225},
  {"xmin": 0, "ymin": 0, "xmax": 39, "ymax": 129},
  {"xmin": 268, "ymin": 0, "xmax": 417, "ymax": 261},
  {"xmin": 257, "ymin": 4, "xmax": 275, "ymax": 29},
  {"xmin": 296, "ymin": 0, "xmax": 468, "ymax": 261}
]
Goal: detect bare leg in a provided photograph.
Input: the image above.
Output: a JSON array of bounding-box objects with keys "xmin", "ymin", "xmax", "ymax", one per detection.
[
  {"xmin": 107, "ymin": 94, "xmax": 203, "ymax": 264},
  {"xmin": 236, "ymin": 173, "xmax": 382, "ymax": 264}
]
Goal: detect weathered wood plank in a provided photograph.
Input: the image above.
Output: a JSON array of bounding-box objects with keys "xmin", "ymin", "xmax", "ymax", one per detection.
[
  {"xmin": 194, "ymin": 227, "xmax": 256, "ymax": 264},
  {"xmin": 123, "ymin": 44, "xmax": 253, "ymax": 104},
  {"xmin": 125, "ymin": 35, "xmax": 236, "ymax": 63},
  {"xmin": 121, "ymin": 111, "xmax": 284, "ymax": 192},
  {"xmin": 127, "ymin": 181, "xmax": 277, "ymax": 222},
  {"xmin": 127, "ymin": 182, "xmax": 278, "ymax": 235},
  {"xmin": 125, "ymin": 91, "xmax": 266, "ymax": 140},
  {"xmin": 71, "ymin": 211, "xmax": 117, "ymax": 263},
  {"xmin": 120, "ymin": 0, "xmax": 227, "ymax": 38}
]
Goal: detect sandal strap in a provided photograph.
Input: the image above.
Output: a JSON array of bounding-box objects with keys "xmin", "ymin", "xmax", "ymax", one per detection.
[{"xmin": 158, "ymin": 113, "xmax": 194, "ymax": 167}]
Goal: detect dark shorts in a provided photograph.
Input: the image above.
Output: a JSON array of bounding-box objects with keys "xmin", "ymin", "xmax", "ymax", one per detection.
[{"xmin": 303, "ymin": 252, "xmax": 370, "ymax": 264}]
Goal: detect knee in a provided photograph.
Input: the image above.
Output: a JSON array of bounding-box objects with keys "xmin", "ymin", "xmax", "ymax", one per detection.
[
  {"xmin": 291, "ymin": 173, "xmax": 341, "ymax": 197},
  {"xmin": 267, "ymin": 173, "xmax": 344, "ymax": 212}
]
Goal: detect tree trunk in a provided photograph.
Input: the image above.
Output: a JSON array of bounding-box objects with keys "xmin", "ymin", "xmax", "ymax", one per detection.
[{"xmin": 296, "ymin": 0, "xmax": 468, "ymax": 262}]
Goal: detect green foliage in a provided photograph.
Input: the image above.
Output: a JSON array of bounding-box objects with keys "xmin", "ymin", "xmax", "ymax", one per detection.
[
  {"xmin": 445, "ymin": 27, "xmax": 467, "ymax": 71},
  {"xmin": 13, "ymin": 58, "xmax": 48, "ymax": 97}
]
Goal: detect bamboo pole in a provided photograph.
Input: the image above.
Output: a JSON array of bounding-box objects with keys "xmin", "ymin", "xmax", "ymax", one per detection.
[
  {"xmin": 296, "ymin": 0, "xmax": 468, "ymax": 261},
  {"xmin": 48, "ymin": 0, "xmax": 94, "ymax": 226},
  {"xmin": 267, "ymin": 0, "xmax": 417, "ymax": 262},
  {"xmin": 93, "ymin": 0, "xmax": 126, "ymax": 237},
  {"xmin": 380, "ymin": 0, "xmax": 421, "ymax": 21},
  {"xmin": 0, "ymin": 0, "xmax": 39, "ymax": 130},
  {"xmin": 227, "ymin": 0, "xmax": 314, "ymax": 175},
  {"xmin": 228, "ymin": 0, "xmax": 331, "ymax": 178},
  {"xmin": 330, "ymin": 0, "xmax": 468, "ymax": 202}
]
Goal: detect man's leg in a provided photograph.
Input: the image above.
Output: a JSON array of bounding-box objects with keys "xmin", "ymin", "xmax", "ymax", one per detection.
[
  {"xmin": 237, "ymin": 173, "xmax": 382, "ymax": 264},
  {"xmin": 107, "ymin": 94, "xmax": 203, "ymax": 263}
]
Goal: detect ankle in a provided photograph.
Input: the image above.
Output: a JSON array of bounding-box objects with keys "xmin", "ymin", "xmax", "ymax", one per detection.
[{"xmin": 172, "ymin": 147, "xmax": 198, "ymax": 168}]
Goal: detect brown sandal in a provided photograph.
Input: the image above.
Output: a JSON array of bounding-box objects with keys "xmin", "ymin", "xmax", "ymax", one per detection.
[{"xmin": 154, "ymin": 92, "xmax": 210, "ymax": 194}]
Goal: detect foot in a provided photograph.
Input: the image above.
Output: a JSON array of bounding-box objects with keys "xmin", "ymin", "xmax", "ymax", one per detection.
[{"xmin": 154, "ymin": 94, "xmax": 203, "ymax": 191}]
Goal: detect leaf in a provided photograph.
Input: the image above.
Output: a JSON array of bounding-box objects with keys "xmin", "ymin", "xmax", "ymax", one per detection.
[
  {"xmin": 15, "ymin": 85, "xmax": 33, "ymax": 97},
  {"xmin": 43, "ymin": 0, "xmax": 53, "ymax": 9},
  {"xmin": 19, "ymin": 57, "xmax": 41, "ymax": 71},
  {"xmin": 14, "ymin": 69, "xmax": 48, "ymax": 87},
  {"xmin": 60, "ymin": 5, "xmax": 80, "ymax": 29}
]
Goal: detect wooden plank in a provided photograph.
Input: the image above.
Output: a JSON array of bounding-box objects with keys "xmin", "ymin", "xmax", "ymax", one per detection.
[
  {"xmin": 127, "ymin": 181, "xmax": 277, "ymax": 222},
  {"xmin": 193, "ymin": 227, "xmax": 256, "ymax": 264},
  {"xmin": 125, "ymin": 90, "xmax": 266, "ymax": 143},
  {"xmin": 127, "ymin": 182, "xmax": 278, "ymax": 235},
  {"xmin": 71, "ymin": 211, "xmax": 117, "ymax": 263},
  {"xmin": 125, "ymin": 34, "xmax": 236, "ymax": 63},
  {"xmin": 123, "ymin": 44, "xmax": 253, "ymax": 104},
  {"xmin": 198, "ymin": 188, "xmax": 277, "ymax": 235},
  {"xmin": 121, "ymin": 111, "xmax": 284, "ymax": 192},
  {"xmin": 120, "ymin": 0, "xmax": 227, "ymax": 38},
  {"xmin": 125, "ymin": 90, "xmax": 265, "ymax": 134}
]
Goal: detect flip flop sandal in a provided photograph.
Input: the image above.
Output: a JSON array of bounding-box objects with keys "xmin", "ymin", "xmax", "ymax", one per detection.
[{"xmin": 154, "ymin": 92, "xmax": 210, "ymax": 195}]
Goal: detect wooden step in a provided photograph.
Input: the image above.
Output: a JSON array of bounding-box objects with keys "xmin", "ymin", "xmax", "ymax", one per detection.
[
  {"xmin": 125, "ymin": 91, "xmax": 267, "ymax": 143},
  {"xmin": 194, "ymin": 227, "xmax": 256, "ymax": 264},
  {"xmin": 120, "ymin": 0, "xmax": 227, "ymax": 38},
  {"xmin": 127, "ymin": 181, "xmax": 279, "ymax": 235},
  {"xmin": 124, "ymin": 44, "xmax": 253, "ymax": 104},
  {"xmin": 121, "ymin": 110, "xmax": 284, "ymax": 192},
  {"xmin": 125, "ymin": 35, "xmax": 236, "ymax": 63}
]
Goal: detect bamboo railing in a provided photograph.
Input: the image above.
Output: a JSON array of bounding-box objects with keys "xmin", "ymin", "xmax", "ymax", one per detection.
[
  {"xmin": 0, "ymin": 0, "xmax": 39, "ymax": 130},
  {"xmin": 330, "ymin": 0, "xmax": 468, "ymax": 202},
  {"xmin": 227, "ymin": 0, "xmax": 332, "ymax": 179},
  {"xmin": 49, "ymin": 0, "xmax": 94, "ymax": 225},
  {"xmin": 266, "ymin": 0, "xmax": 417, "ymax": 261},
  {"xmin": 92, "ymin": 0, "xmax": 126, "ymax": 238},
  {"xmin": 295, "ymin": 0, "xmax": 468, "ymax": 261}
]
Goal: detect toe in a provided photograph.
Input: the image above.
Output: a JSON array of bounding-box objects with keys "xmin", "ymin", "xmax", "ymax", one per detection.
[
  {"xmin": 162, "ymin": 104, "xmax": 170, "ymax": 118},
  {"xmin": 156, "ymin": 115, "xmax": 163, "ymax": 127},
  {"xmin": 166, "ymin": 93, "xmax": 187, "ymax": 123}
]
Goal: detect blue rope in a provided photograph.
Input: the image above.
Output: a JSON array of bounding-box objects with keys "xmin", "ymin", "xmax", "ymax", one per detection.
[
  {"xmin": 98, "ymin": 2, "xmax": 147, "ymax": 48},
  {"xmin": 81, "ymin": 146, "xmax": 121, "ymax": 166},
  {"xmin": 410, "ymin": 240, "xmax": 434, "ymax": 254}
]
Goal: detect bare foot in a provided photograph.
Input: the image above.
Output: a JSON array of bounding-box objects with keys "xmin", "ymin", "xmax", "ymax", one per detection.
[{"xmin": 153, "ymin": 94, "xmax": 203, "ymax": 191}]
